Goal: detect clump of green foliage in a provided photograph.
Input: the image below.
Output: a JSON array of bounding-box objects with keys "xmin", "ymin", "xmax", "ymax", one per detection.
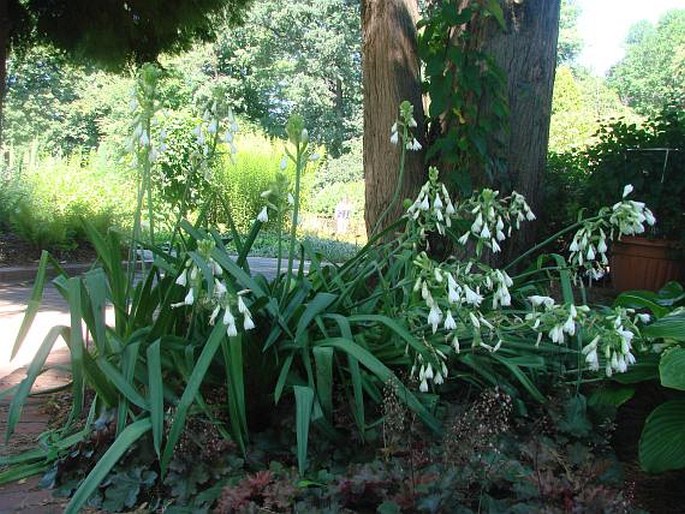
[{"xmin": 0, "ymin": 152, "xmax": 135, "ymax": 252}]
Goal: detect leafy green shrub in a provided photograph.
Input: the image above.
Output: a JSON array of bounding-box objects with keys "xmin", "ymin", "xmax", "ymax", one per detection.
[
  {"xmin": 583, "ymin": 105, "xmax": 685, "ymax": 242},
  {"xmin": 312, "ymin": 137, "xmax": 362, "ymax": 190},
  {"xmin": 541, "ymin": 149, "xmax": 589, "ymax": 246},
  {"xmin": 217, "ymin": 132, "xmax": 318, "ymax": 232},
  {"xmin": 604, "ymin": 282, "xmax": 685, "ymax": 473},
  {"xmin": 542, "ymin": 105, "xmax": 685, "ymax": 246},
  {"xmin": 4, "ymin": 152, "xmax": 135, "ymax": 251},
  {"xmin": 3, "ymin": 86, "xmax": 658, "ymax": 514}
]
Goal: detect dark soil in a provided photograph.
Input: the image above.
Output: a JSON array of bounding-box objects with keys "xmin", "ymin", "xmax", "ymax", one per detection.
[{"xmin": 0, "ymin": 230, "xmax": 98, "ymax": 268}]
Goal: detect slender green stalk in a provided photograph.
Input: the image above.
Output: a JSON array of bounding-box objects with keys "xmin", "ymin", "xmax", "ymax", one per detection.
[
  {"xmin": 284, "ymin": 144, "xmax": 304, "ymax": 298},
  {"xmin": 504, "ymin": 215, "xmax": 602, "ymax": 272}
]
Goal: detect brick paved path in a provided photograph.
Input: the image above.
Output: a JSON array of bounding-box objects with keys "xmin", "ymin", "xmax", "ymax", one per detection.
[{"xmin": 0, "ymin": 348, "xmax": 72, "ymax": 513}]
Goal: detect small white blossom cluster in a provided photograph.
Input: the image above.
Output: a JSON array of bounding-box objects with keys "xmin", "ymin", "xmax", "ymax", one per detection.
[
  {"xmin": 568, "ymin": 223, "xmax": 610, "ymax": 281},
  {"xmin": 390, "ymin": 100, "xmax": 422, "ymax": 151},
  {"xmin": 581, "ymin": 308, "xmax": 642, "ymax": 376},
  {"xmin": 406, "ymin": 167, "xmax": 456, "ymax": 235},
  {"xmin": 128, "ymin": 69, "xmax": 167, "ymax": 167},
  {"xmin": 411, "ymin": 347, "xmax": 449, "ymax": 392},
  {"xmin": 455, "ymin": 189, "xmax": 535, "ymax": 256},
  {"xmin": 412, "ymin": 253, "xmax": 514, "ymax": 363},
  {"xmin": 172, "ymin": 239, "xmax": 255, "ymax": 337},
  {"xmin": 525, "ymin": 295, "xmax": 643, "ymax": 377},
  {"xmin": 192, "ymin": 103, "xmax": 239, "ymax": 160},
  {"xmin": 525, "ymin": 296, "xmax": 590, "ymax": 346},
  {"xmin": 610, "ymin": 184, "xmax": 656, "ymax": 236},
  {"xmin": 568, "ymin": 184, "xmax": 656, "ymax": 282}
]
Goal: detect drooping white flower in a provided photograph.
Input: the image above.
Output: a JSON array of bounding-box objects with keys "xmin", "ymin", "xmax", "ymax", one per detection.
[
  {"xmin": 390, "ymin": 129, "xmax": 399, "ymax": 145},
  {"xmin": 209, "ymin": 304, "xmax": 221, "ymax": 325},
  {"xmin": 622, "ymin": 184, "xmax": 634, "ymax": 198},
  {"xmin": 407, "ymin": 138, "xmax": 422, "ymax": 151},
  {"xmin": 464, "ymin": 285, "xmax": 483, "ymax": 306},
  {"xmin": 243, "ymin": 312, "xmax": 255, "ymax": 331},
  {"xmin": 433, "ymin": 194, "xmax": 443, "ymax": 211},
  {"xmin": 184, "ymin": 288, "xmax": 195, "ymax": 306},
  {"xmin": 223, "ymin": 308, "xmax": 235, "ymax": 327},
  {"xmin": 237, "ymin": 295, "xmax": 248, "ymax": 314},
  {"xmin": 214, "ymin": 279, "xmax": 227, "ymax": 298},
  {"xmin": 597, "ymin": 238, "xmax": 608, "ymax": 254},
  {"xmin": 452, "ymin": 335, "xmax": 460, "ymax": 353},
  {"xmin": 585, "ymin": 348, "xmax": 600, "ymax": 371},
  {"xmin": 419, "ymin": 194, "xmax": 430, "ymax": 211},
  {"xmin": 586, "ymin": 245, "xmax": 595, "ymax": 260},
  {"xmin": 444, "ymin": 310, "xmax": 457, "ymax": 330},
  {"xmin": 549, "ymin": 324, "xmax": 565, "ymax": 344},
  {"xmin": 563, "ymin": 315, "xmax": 576, "ymax": 336},
  {"xmin": 175, "ymin": 269, "xmax": 188, "ymax": 287},
  {"xmin": 427, "ymin": 304, "xmax": 443, "ymax": 333},
  {"xmin": 257, "ymin": 206, "xmax": 269, "ymax": 223},
  {"xmin": 424, "ymin": 363, "xmax": 434, "ymax": 380},
  {"xmin": 419, "ymin": 378, "xmax": 429, "ymax": 392}
]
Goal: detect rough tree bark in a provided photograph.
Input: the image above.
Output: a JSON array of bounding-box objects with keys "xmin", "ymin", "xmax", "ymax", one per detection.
[
  {"xmin": 362, "ymin": 0, "xmax": 426, "ymax": 237},
  {"xmin": 485, "ymin": 0, "xmax": 560, "ymax": 230}
]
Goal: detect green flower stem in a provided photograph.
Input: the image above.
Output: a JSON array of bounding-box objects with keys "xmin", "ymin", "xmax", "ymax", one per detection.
[
  {"xmin": 284, "ymin": 143, "xmax": 304, "ymax": 297},
  {"xmin": 504, "ymin": 214, "xmax": 603, "ymax": 272},
  {"xmin": 276, "ymin": 216, "xmax": 284, "ymax": 279}
]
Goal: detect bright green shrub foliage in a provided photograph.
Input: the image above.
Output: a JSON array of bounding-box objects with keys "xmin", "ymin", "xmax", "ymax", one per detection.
[
  {"xmin": 3, "ymin": 152, "xmax": 135, "ymax": 250},
  {"xmin": 216, "ymin": 132, "xmax": 318, "ymax": 232}
]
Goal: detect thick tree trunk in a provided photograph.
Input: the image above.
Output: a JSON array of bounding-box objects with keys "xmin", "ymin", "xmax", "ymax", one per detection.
[
  {"xmin": 485, "ymin": 0, "xmax": 560, "ymax": 254},
  {"xmin": 362, "ymin": 0, "xmax": 425, "ymax": 237}
]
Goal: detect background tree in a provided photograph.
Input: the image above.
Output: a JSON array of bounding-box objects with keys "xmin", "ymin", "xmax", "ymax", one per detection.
[
  {"xmin": 362, "ymin": 0, "xmax": 425, "ymax": 236},
  {"xmin": 548, "ymin": 65, "xmax": 635, "ymax": 152},
  {"xmin": 415, "ymin": 0, "xmax": 559, "ymax": 253},
  {"xmin": 557, "ymin": 0, "xmax": 582, "ymax": 65},
  {"xmin": 0, "ymin": 0, "xmax": 254, "ymax": 140},
  {"xmin": 211, "ymin": 0, "xmax": 362, "ymax": 156},
  {"xmin": 608, "ymin": 9, "xmax": 685, "ymax": 114}
]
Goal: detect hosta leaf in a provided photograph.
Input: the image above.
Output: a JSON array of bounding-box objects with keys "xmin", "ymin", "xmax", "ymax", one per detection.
[
  {"xmin": 660, "ymin": 347, "xmax": 685, "ymax": 391},
  {"xmin": 642, "ymin": 311, "xmax": 685, "ymax": 341},
  {"xmin": 639, "ymin": 399, "xmax": 685, "ymax": 473}
]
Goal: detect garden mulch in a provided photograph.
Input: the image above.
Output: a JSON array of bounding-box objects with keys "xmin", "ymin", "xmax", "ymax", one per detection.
[{"xmin": 0, "ymin": 348, "xmax": 73, "ymax": 513}]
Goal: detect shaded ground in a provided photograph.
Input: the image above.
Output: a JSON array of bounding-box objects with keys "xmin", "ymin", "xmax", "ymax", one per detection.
[{"xmin": 0, "ymin": 231, "xmax": 98, "ymax": 269}]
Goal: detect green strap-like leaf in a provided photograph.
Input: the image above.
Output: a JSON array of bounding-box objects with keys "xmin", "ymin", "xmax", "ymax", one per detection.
[
  {"xmin": 64, "ymin": 418, "xmax": 152, "ymax": 514},
  {"xmin": 147, "ymin": 340, "xmax": 164, "ymax": 458},
  {"xmin": 5, "ymin": 325, "xmax": 68, "ymax": 441},
  {"xmin": 313, "ymin": 347, "xmax": 334, "ymax": 419},
  {"xmin": 160, "ymin": 321, "xmax": 226, "ymax": 476},
  {"xmin": 318, "ymin": 337, "xmax": 441, "ymax": 433},
  {"xmin": 294, "ymin": 385, "xmax": 314, "ymax": 475}
]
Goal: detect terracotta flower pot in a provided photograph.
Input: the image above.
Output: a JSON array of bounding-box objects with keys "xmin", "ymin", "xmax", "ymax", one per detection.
[{"xmin": 611, "ymin": 236, "xmax": 685, "ymax": 292}]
